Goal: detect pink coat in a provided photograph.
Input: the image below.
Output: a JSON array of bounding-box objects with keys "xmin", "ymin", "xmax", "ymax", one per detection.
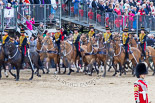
[
  {"xmin": 26, "ymin": 20, "xmax": 35, "ymax": 30},
  {"xmin": 114, "ymin": 8, "xmax": 121, "ymax": 15},
  {"xmin": 128, "ymin": 13, "xmax": 135, "ymax": 21}
]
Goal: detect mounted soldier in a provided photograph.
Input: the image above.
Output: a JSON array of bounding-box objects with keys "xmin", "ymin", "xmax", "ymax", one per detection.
[
  {"xmin": 2, "ymin": 29, "xmax": 10, "ymax": 46},
  {"xmin": 19, "ymin": 28, "xmax": 28, "ymax": 64},
  {"xmin": 139, "ymin": 27, "xmax": 147, "ymax": 60},
  {"xmin": 2, "ymin": 29, "xmax": 10, "ymax": 61},
  {"xmin": 122, "ymin": 28, "xmax": 130, "ymax": 62},
  {"xmin": 88, "ymin": 24, "xmax": 95, "ymax": 40},
  {"xmin": 53, "ymin": 27, "xmax": 61, "ymax": 54},
  {"xmin": 73, "ymin": 26, "xmax": 82, "ymax": 66},
  {"xmin": 103, "ymin": 26, "xmax": 112, "ymax": 53}
]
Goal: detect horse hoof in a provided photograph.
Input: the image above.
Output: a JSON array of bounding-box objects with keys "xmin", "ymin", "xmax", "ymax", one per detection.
[
  {"xmin": 54, "ymin": 71, "xmax": 58, "ymax": 74},
  {"xmin": 63, "ymin": 72, "xmax": 66, "ymax": 74},
  {"xmin": 89, "ymin": 74, "xmax": 92, "ymax": 76},
  {"xmin": 34, "ymin": 72, "xmax": 37, "ymax": 74},
  {"xmin": 76, "ymin": 70, "xmax": 79, "ymax": 73},
  {"xmin": 112, "ymin": 74, "xmax": 116, "ymax": 76},
  {"xmin": 46, "ymin": 72, "xmax": 49, "ymax": 74},
  {"xmin": 67, "ymin": 73, "xmax": 71, "ymax": 75},
  {"xmin": 15, "ymin": 79, "xmax": 19, "ymax": 81},
  {"xmin": 6, "ymin": 75, "xmax": 9, "ymax": 78},
  {"xmin": 43, "ymin": 72, "xmax": 45, "ymax": 74},
  {"xmin": 58, "ymin": 72, "xmax": 61, "ymax": 74},
  {"xmin": 37, "ymin": 75, "xmax": 41, "ymax": 77},
  {"xmin": 152, "ymin": 73, "xmax": 155, "ymax": 76},
  {"xmin": 29, "ymin": 78, "xmax": 33, "ymax": 80}
]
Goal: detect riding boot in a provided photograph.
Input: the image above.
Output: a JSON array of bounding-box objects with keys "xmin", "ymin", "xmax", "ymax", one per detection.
[
  {"xmin": 79, "ymin": 57, "xmax": 83, "ymax": 67},
  {"xmin": 143, "ymin": 51, "xmax": 146, "ymax": 60}
]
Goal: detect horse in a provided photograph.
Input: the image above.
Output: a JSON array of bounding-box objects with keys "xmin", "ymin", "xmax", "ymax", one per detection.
[
  {"xmin": 4, "ymin": 41, "xmax": 41, "ymax": 81},
  {"xmin": 0, "ymin": 44, "xmax": 8, "ymax": 79},
  {"xmin": 112, "ymin": 36, "xmax": 141, "ymax": 76},
  {"xmin": 42, "ymin": 36, "xmax": 61, "ymax": 74},
  {"xmin": 129, "ymin": 34, "xmax": 155, "ymax": 75},
  {"xmin": 80, "ymin": 37, "xmax": 99, "ymax": 76},
  {"xmin": 95, "ymin": 33, "xmax": 114, "ymax": 77}
]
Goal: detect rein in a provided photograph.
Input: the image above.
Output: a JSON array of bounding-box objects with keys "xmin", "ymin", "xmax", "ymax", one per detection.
[
  {"xmin": 9, "ymin": 47, "xmax": 18, "ymax": 59},
  {"xmin": 62, "ymin": 41, "xmax": 73, "ymax": 56},
  {"xmin": 114, "ymin": 44, "xmax": 122, "ymax": 57}
]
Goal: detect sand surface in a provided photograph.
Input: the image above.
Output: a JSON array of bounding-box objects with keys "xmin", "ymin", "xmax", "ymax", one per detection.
[{"xmin": 0, "ymin": 68, "xmax": 155, "ymax": 103}]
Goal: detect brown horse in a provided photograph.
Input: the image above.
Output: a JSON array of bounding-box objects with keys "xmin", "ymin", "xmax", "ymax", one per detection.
[
  {"xmin": 0, "ymin": 44, "xmax": 8, "ymax": 79},
  {"xmin": 80, "ymin": 37, "xmax": 99, "ymax": 76},
  {"xmin": 113, "ymin": 36, "xmax": 141, "ymax": 76},
  {"xmin": 42, "ymin": 36, "xmax": 61, "ymax": 74},
  {"xmin": 129, "ymin": 35, "xmax": 155, "ymax": 75},
  {"xmin": 60, "ymin": 40, "xmax": 77, "ymax": 75}
]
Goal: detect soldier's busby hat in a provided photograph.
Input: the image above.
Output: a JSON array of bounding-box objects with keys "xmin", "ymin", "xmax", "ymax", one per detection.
[
  {"xmin": 89, "ymin": 24, "xmax": 94, "ymax": 29},
  {"xmin": 141, "ymin": 27, "xmax": 145, "ymax": 31},
  {"xmin": 123, "ymin": 28, "xmax": 128, "ymax": 32},
  {"xmin": 4, "ymin": 28, "xmax": 9, "ymax": 33},
  {"xmin": 105, "ymin": 26, "xmax": 110, "ymax": 30},
  {"xmin": 135, "ymin": 63, "xmax": 148, "ymax": 78},
  {"xmin": 20, "ymin": 28, "xmax": 25, "ymax": 33},
  {"xmin": 74, "ymin": 26, "xmax": 78, "ymax": 30},
  {"xmin": 56, "ymin": 27, "xmax": 60, "ymax": 30}
]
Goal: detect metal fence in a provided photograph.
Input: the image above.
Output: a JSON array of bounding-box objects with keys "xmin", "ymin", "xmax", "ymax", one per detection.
[
  {"xmin": 0, "ymin": 3, "xmax": 155, "ymax": 33},
  {"xmin": 61, "ymin": 2, "xmax": 155, "ymax": 33}
]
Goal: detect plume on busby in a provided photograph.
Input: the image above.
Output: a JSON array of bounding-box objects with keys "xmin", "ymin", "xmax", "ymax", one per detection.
[
  {"xmin": 123, "ymin": 28, "xmax": 128, "ymax": 32},
  {"xmin": 74, "ymin": 26, "xmax": 78, "ymax": 30},
  {"xmin": 105, "ymin": 26, "xmax": 110, "ymax": 30},
  {"xmin": 135, "ymin": 63, "xmax": 148, "ymax": 78},
  {"xmin": 89, "ymin": 24, "xmax": 94, "ymax": 29},
  {"xmin": 141, "ymin": 27, "xmax": 145, "ymax": 31},
  {"xmin": 20, "ymin": 28, "xmax": 25, "ymax": 33}
]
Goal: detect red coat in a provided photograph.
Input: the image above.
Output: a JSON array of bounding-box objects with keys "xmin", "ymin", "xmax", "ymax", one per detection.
[
  {"xmin": 97, "ymin": 14, "xmax": 101, "ymax": 22},
  {"xmin": 79, "ymin": 9, "xmax": 84, "ymax": 17},
  {"xmin": 134, "ymin": 79, "xmax": 148, "ymax": 103},
  {"xmin": 88, "ymin": 11, "xmax": 94, "ymax": 19}
]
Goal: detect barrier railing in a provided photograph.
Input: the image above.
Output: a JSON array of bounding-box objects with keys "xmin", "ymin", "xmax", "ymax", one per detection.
[{"xmin": 0, "ymin": 3, "xmax": 155, "ymax": 34}]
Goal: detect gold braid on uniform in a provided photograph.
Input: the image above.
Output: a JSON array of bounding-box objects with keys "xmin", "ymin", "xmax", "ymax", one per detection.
[
  {"xmin": 104, "ymin": 32, "xmax": 111, "ymax": 42},
  {"xmin": 19, "ymin": 35, "xmax": 26, "ymax": 46},
  {"xmin": 2, "ymin": 35, "xmax": 8, "ymax": 44},
  {"xmin": 139, "ymin": 33, "xmax": 146, "ymax": 43},
  {"xmin": 73, "ymin": 33, "xmax": 79, "ymax": 43},
  {"xmin": 55, "ymin": 32, "xmax": 61, "ymax": 41},
  {"xmin": 88, "ymin": 31, "xmax": 94, "ymax": 38},
  {"xmin": 122, "ymin": 33, "xmax": 128, "ymax": 44}
]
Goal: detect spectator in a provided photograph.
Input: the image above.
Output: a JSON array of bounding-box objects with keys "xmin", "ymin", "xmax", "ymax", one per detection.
[
  {"xmin": 37, "ymin": 22, "xmax": 45, "ymax": 34},
  {"xmin": 114, "ymin": 3, "xmax": 121, "ymax": 15},
  {"xmin": 120, "ymin": 2, "xmax": 125, "ymax": 13},
  {"xmin": 6, "ymin": 3, "xmax": 12, "ymax": 28},
  {"xmin": 50, "ymin": 0, "xmax": 57, "ymax": 22},
  {"xmin": 150, "ymin": 2, "xmax": 155, "ymax": 14},
  {"xmin": 146, "ymin": 0, "xmax": 151, "ymax": 14},
  {"xmin": 129, "ymin": 0, "xmax": 135, "ymax": 6},
  {"xmin": 147, "ymin": 34, "xmax": 155, "ymax": 46},
  {"xmin": 26, "ymin": 15, "xmax": 35, "ymax": 37},
  {"xmin": 29, "ymin": 37, "xmax": 37, "ymax": 52},
  {"xmin": 43, "ymin": 30, "xmax": 48, "ymax": 37},
  {"xmin": 143, "ymin": 4, "xmax": 149, "ymax": 15},
  {"xmin": 98, "ymin": 0, "xmax": 104, "ymax": 12},
  {"xmin": 105, "ymin": 1, "xmax": 109, "ymax": 12},
  {"xmin": 128, "ymin": 10, "xmax": 135, "ymax": 30},
  {"xmin": 72, "ymin": 0, "xmax": 79, "ymax": 18},
  {"xmin": 91, "ymin": 0, "xmax": 98, "ymax": 10}
]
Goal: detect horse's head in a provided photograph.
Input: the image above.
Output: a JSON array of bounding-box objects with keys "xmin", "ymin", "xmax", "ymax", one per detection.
[
  {"xmin": 37, "ymin": 35, "xmax": 43, "ymax": 45},
  {"xmin": 4, "ymin": 41, "xmax": 16, "ymax": 56},
  {"xmin": 90, "ymin": 37, "xmax": 96, "ymax": 45},
  {"xmin": 43, "ymin": 36, "xmax": 52, "ymax": 45},
  {"xmin": 80, "ymin": 34, "xmax": 87, "ymax": 44}
]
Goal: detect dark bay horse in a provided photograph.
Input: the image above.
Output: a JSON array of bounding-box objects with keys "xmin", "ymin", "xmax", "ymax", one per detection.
[
  {"xmin": 4, "ymin": 41, "xmax": 41, "ymax": 81},
  {"xmin": 0, "ymin": 44, "xmax": 8, "ymax": 79}
]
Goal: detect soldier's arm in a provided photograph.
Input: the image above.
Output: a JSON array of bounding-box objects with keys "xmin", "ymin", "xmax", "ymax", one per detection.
[
  {"xmin": 143, "ymin": 35, "xmax": 146, "ymax": 42},
  {"xmin": 134, "ymin": 82, "xmax": 139, "ymax": 103}
]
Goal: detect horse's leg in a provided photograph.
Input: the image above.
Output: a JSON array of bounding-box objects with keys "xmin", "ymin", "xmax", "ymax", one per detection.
[
  {"xmin": 16, "ymin": 67, "xmax": 20, "ymax": 81},
  {"xmin": 9, "ymin": 65, "xmax": 16, "ymax": 79},
  {"xmin": 29, "ymin": 62, "xmax": 34, "ymax": 80},
  {"xmin": 67, "ymin": 62, "xmax": 74, "ymax": 75},
  {"xmin": 0, "ymin": 66, "xmax": 2, "ymax": 79},
  {"xmin": 102, "ymin": 59, "xmax": 107, "ymax": 77},
  {"xmin": 112, "ymin": 64, "xmax": 117, "ymax": 76},
  {"xmin": 34, "ymin": 62, "xmax": 41, "ymax": 77},
  {"xmin": 63, "ymin": 67, "xmax": 66, "ymax": 74},
  {"xmin": 45, "ymin": 61, "xmax": 50, "ymax": 74},
  {"xmin": 94, "ymin": 61, "xmax": 99, "ymax": 75},
  {"xmin": 119, "ymin": 63, "xmax": 122, "ymax": 76},
  {"xmin": 58, "ymin": 57, "xmax": 61, "ymax": 74}
]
